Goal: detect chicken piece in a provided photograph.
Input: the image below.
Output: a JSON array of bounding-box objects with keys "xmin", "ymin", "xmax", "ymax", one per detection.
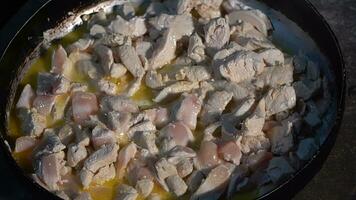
[
  {"xmin": 76, "ymin": 59, "xmax": 102, "ymax": 80},
  {"xmin": 160, "ymin": 137, "xmax": 177, "ymax": 154},
  {"xmin": 115, "ymin": 184, "xmax": 138, "ymax": 200},
  {"xmin": 90, "ymin": 24, "xmax": 106, "ymax": 37},
  {"xmin": 148, "ymin": 13, "xmax": 194, "ymax": 40},
  {"xmin": 173, "ymin": 93, "xmax": 202, "ymax": 130},
  {"xmin": 200, "ymin": 90, "xmax": 233, "ymax": 125},
  {"xmin": 81, "ymin": 144, "xmax": 119, "ymax": 187},
  {"xmin": 118, "ymin": 3, "xmax": 136, "ymax": 20},
  {"xmin": 100, "ymin": 95, "xmax": 139, "ymax": 113},
  {"xmin": 254, "ymin": 65, "xmax": 294, "ymax": 89},
  {"xmin": 17, "ymin": 108, "xmax": 46, "ymax": 137},
  {"xmin": 106, "ymin": 111, "xmax": 132, "ymax": 133},
  {"xmin": 155, "ymin": 158, "xmax": 178, "ymax": 180},
  {"xmin": 127, "ymin": 162, "xmax": 154, "ymax": 186},
  {"xmin": 51, "ymin": 45, "xmax": 69, "ymax": 74},
  {"xmin": 92, "ymin": 164, "xmax": 116, "ymax": 184},
  {"xmin": 144, "ymin": 107, "xmax": 169, "ymax": 127},
  {"xmin": 72, "ymin": 91, "xmax": 99, "ymax": 124},
  {"xmin": 145, "ymin": 70, "xmax": 166, "ymax": 89},
  {"xmin": 219, "ymin": 51, "xmax": 265, "ymax": 83},
  {"xmin": 195, "ymin": 0, "xmax": 223, "ymax": 19},
  {"xmin": 132, "ymin": 131, "xmax": 159, "ymax": 154},
  {"xmin": 117, "ymin": 45, "xmax": 145, "ymax": 78},
  {"xmin": 167, "ymin": 146, "xmax": 197, "ymax": 161},
  {"xmin": 97, "ymin": 79, "xmax": 118, "ymax": 95},
  {"xmin": 149, "ymin": 29, "xmax": 177, "ymax": 70},
  {"xmin": 244, "ymin": 150, "xmax": 273, "ymax": 171},
  {"xmin": 228, "ymin": 9, "xmax": 273, "ymax": 36},
  {"xmin": 67, "ymin": 38, "xmax": 94, "ymax": 53},
  {"xmin": 160, "ymin": 122, "xmax": 194, "ymax": 146},
  {"xmin": 108, "ymin": 15, "xmax": 147, "ymax": 38},
  {"xmin": 266, "ymin": 157, "xmax": 295, "ymax": 184},
  {"xmin": 14, "ymin": 136, "xmax": 38, "ymax": 153},
  {"xmin": 204, "ymin": 17, "xmax": 230, "ymax": 56},
  {"xmin": 37, "ymin": 73, "xmax": 70, "ymax": 95},
  {"xmin": 240, "ymin": 133, "xmax": 270, "ymax": 154},
  {"xmin": 116, "ymin": 142, "xmax": 137, "ymax": 179},
  {"xmin": 293, "ymin": 55, "xmax": 307, "ymax": 74},
  {"xmin": 110, "ymin": 63, "xmax": 127, "ymax": 78},
  {"xmin": 176, "ymin": 158, "xmax": 194, "ymax": 178},
  {"xmin": 94, "ymin": 44, "xmax": 114, "ymax": 74},
  {"xmin": 210, "ymin": 80, "xmax": 252, "ymax": 102},
  {"xmin": 218, "ymin": 141, "xmax": 242, "ymax": 165},
  {"xmin": 188, "ymin": 33, "xmax": 205, "ymax": 63},
  {"xmin": 265, "ymin": 86, "xmax": 296, "ymax": 117},
  {"xmin": 34, "ymin": 131, "xmax": 66, "ymax": 158},
  {"xmin": 175, "ymin": 0, "xmax": 194, "ymax": 14},
  {"xmin": 266, "ymin": 120, "xmax": 294, "ymax": 155},
  {"xmin": 241, "ymin": 98, "xmax": 266, "ymax": 136},
  {"xmin": 36, "ymin": 152, "xmax": 65, "ymax": 191},
  {"xmin": 135, "ymin": 40, "xmax": 152, "ymax": 58},
  {"xmin": 153, "ymin": 81, "xmax": 199, "ymax": 103},
  {"xmin": 191, "ymin": 164, "xmax": 232, "ymax": 200},
  {"xmin": 128, "ymin": 120, "xmax": 156, "ymax": 138},
  {"xmin": 196, "ymin": 141, "xmax": 221, "ymax": 170},
  {"xmin": 258, "ymin": 48, "xmax": 284, "ymax": 66},
  {"xmin": 184, "ymin": 65, "xmax": 212, "ymax": 82},
  {"xmin": 126, "ymin": 75, "xmax": 143, "ymax": 97},
  {"xmin": 33, "ymin": 95, "xmax": 56, "ymax": 115},
  {"xmin": 231, "ymin": 36, "xmax": 274, "ymax": 51},
  {"xmin": 67, "ymin": 143, "xmax": 88, "ymax": 167},
  {"xmin": 135, "ymin": 179, "xmax": 154, "ymax": 198},
  {"xmin": 166, "ymin": 175, "xmax": 188, "ymax": 197},
  {"xmin": 91, "ymin": 126, "xmax": 116, "ymax": 149},
  {"xmin": 16, "ymin": 84, "xmax": 35, "ymax": 109}
]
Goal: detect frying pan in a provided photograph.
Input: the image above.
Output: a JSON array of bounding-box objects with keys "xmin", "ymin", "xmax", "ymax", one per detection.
[{"xmin": 0, "ymin": 0, "xmax": 346, "ymax": 199}]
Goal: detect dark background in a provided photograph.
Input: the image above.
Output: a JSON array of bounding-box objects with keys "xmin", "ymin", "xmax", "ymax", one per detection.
[{"xmin": 0, "ymin": 0, "xmax": 355, "ymax": 199}]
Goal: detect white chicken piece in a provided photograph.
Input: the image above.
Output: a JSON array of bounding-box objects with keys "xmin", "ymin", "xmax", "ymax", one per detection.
[{"xmin": 265, "ymin": 86, "xmax": 296, "ymax": 117}]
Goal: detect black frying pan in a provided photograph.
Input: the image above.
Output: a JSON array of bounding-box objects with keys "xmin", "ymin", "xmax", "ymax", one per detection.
[{"xmin": 0, "ymin": 0, "xmax": 346, "ymax": 199}]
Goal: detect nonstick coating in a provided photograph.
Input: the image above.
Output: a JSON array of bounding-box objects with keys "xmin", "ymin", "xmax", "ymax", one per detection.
[{"xmin": 0, "ymin": 0, "xmax": 346, "ymax": 199}]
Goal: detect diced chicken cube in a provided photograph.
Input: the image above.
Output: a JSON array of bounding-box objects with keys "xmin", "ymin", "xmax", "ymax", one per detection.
[
  {"xmin": 160, "ymin": 122, "xmax": 194, "ymax": 146},
  {"xmin": 200, "ymin": 90, "xmax": 233, "ymax": 125},
  {"xmin": 188, "ymin": 33, "xmax": 205, "ymax": 63},
  {"xmin": 91, "ymin": 126, "xmax": 116, "ymax": 149},
  {"xmin": 92, "ymin": 164, "xmax": 116, "ymax": 184},
  {"xmin": 18, "ymin": 108, "xmax": 46, "ymax": 137},
  {"xmin": 132, "ymin": 131, "xmax": 158, "ymax": 154},
  {"xmin": 100, "ymin": 95, "xmax": 138, "ymax": 113},
  {"xmin": 173, "ymin": 93, "xmax": 202, "ymax": 130},
  {"xmin": 166, "ymin": 175, "xmax": 188, "ymax": 197},
  {"xmin": 116, "ymin": 142, "xmax": 137, "ymax": 179},
  {"xmin": 153, "ymin": 81, "xmax": 199, "ymax": 103},
  {"xmin": 265, "ymin": 86, "xmax": 296, "ymax": 117},
  {"xmin": 14, "ymin": 136, "xmax": 38, "ymax": 153},
  {"xmin": 72, "ymin": 91, "xmax": 99, "ymax": 124},
  {"xmin": 115, "ymin": 184, "xmax": 138, "ymax": 200},
  {"xmin": 219, "ymin": 51, "xmax": 265, "ymax": 83},
  {"xmin": 136, "ymin": 179, "xmax": 154, "ymax": 198},
  {"xmin": 16, "ymin": 84, "xmax": 35, "ymax": 109},
  {"xmin": 67, "ymin": 143, "xmax": 88, "ymax": 167},
  {"xmin": 191, "ymin": 164, "xmax": 232, "ymax": 200},
  {"xmin": 117, "ymin": 45, "xmax": 145, "ymax": 78},
  {"xmin": 204, "ymin": 17, "xmax": 230, "ymax": 56},
  {"xmin": 218, "ymin": 141, "xmax": 242, "ymax": 165}
]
